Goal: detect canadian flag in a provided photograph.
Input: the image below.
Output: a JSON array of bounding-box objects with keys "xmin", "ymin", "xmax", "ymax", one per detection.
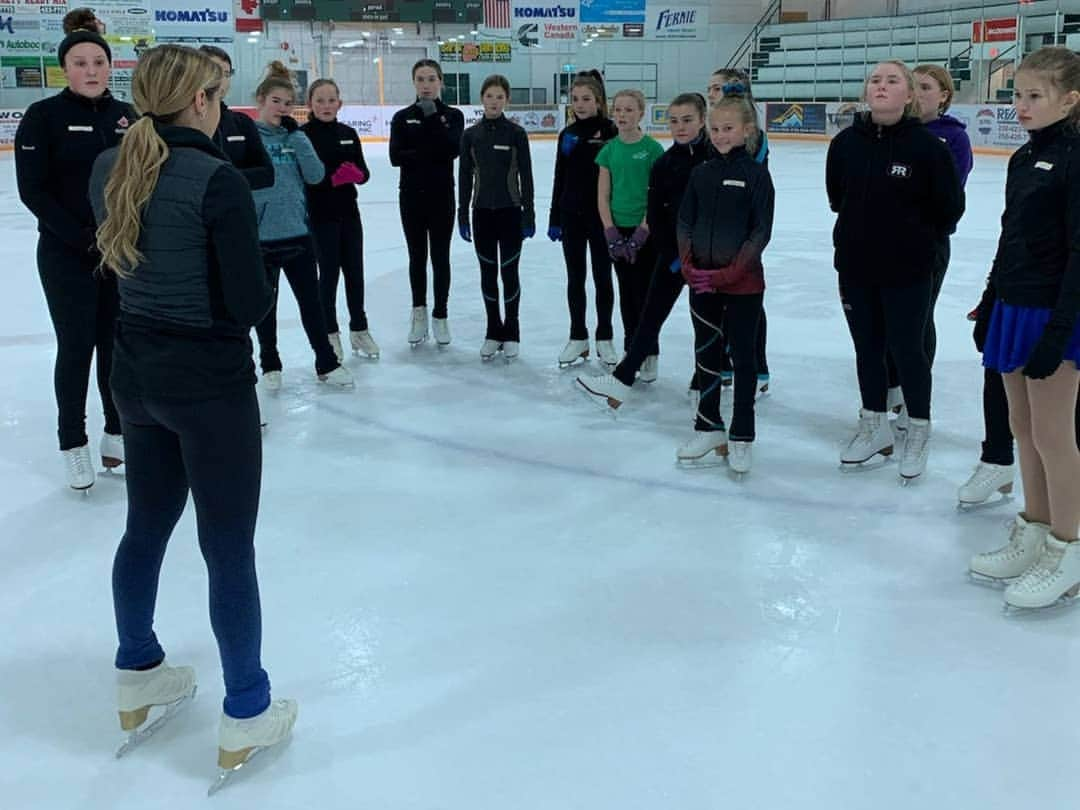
[{"xmin": 235, "ymin": 0, "xmax": 263, "ymax": 33}]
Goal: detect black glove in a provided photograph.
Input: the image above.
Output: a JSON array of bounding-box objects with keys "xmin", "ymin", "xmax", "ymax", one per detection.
[
  {"xmin": 279, "ymin": 115, "xmax": 299, "ymax": 133},
  {"xmin": 417, "ymin": 98, "xmax": 437, "ymax": 118},
  {"xmin": 1023, "ymin": 327, "xmax": 1068, "ymax": 380},
  {"xmin": 972, "ymin": 283, "xmax": 996, "ymax": 353}
]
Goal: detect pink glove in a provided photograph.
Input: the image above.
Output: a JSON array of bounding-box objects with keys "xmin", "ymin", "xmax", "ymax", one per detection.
[
  {"xmin": 687, "ymin": 267, "xmax": 719, "ymax": 294},
  {"xmin": 331, "ymin": 161, "xmax": 367, "ymax": 187}
]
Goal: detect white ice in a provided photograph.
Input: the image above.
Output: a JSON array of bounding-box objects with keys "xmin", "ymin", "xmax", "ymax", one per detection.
[{"xmin": 1, "ymin": 139, "xmax": 1074, "ymax": 809}]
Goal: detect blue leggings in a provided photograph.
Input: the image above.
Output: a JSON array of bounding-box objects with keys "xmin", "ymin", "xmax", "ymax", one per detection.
[{"xmin": 111, "ymin": 387, "xmax": 270, "ymax": 719}]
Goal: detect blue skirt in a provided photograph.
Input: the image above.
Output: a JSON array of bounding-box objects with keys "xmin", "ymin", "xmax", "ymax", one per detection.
[{"xmin": 982, "ymin": 301, "xmax": 1080, "ymax": 374}]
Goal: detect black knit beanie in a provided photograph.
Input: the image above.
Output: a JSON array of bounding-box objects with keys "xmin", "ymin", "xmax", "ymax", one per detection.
[{"xmin": 58, "ymin": 30, "xmax": 112, "ymax": 67}]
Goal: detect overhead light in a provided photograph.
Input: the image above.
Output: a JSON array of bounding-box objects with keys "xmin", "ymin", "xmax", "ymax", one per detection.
[
  {"xmin": 249, "ymin": 31, "xmax": 261, "ymax": 36},
  {"xmin": 582, "ymin": 41, "xmax": 590, "ymax": 46},
  {"xmin": 361, "ymin": 31, "xmax": 371, "ymax": 37},
  {"xmin": 390, "ymin": 40, "xmax": 396, "ymax": 46},
  {"xmin": 331, "ymin": 50, "xmax": 343, "ymax": 55},
  {"xmin": 437, "ymin": 39, "xmax": 444, "ymax": 45},
  {"xmin": 392, "ymin": 27, "xmax": 403, "ymax": 33},
  {"xmin": 246, "ymin": 38, "xmax": 257, "ymax": 44},
  {"xmin": 470, "ymin": 29, "xmax": 478, "ymax": 35},
  {"xmin": 372, "ymin": 57, "xmax": 380, "ymax": 64},
  {"xmin": 339, "ymin": 40, "xmax": 363, "ymax": 47}
]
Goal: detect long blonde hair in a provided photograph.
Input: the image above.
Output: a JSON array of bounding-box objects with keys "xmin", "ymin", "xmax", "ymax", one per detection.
[
  {"xmin": 97, "ymin": 45, "xmax": 222, "ymax": 276},
  {"xmin": 864, "ymin": 60, "xmax": 920, "ymax": 119}
]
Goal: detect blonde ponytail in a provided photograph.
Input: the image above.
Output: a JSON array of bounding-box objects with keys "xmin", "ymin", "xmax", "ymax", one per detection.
[{"xmin": 96, "ymin": 45, "xmax": 221, "ymax": 276}]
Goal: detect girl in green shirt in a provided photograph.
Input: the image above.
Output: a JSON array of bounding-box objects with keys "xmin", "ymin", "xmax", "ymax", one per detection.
[{"xmin": 596, "ymin": 89, "xmax": 665, "ymax": 360}]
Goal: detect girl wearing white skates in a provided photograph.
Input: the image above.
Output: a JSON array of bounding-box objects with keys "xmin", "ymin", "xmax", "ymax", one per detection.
[
  {"xmin": 825, "ymin": 60, "xmax": 964, "ymax": 481},
  {"xmin": 969, "ymin": 47, "xmax": 1080, "ymax": 610},
  {"xmin": 674, "ymin": 96, "xmax": 775, "ymax": 475},
  {"xmin": 88, "ymin": 45, "xmax": 296, "ymax": 777}
]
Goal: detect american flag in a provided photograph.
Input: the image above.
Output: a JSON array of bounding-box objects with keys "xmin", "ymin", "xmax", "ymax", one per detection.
[{"xmin": 484, "ymin": 0, "xmax": 511, "ymax": 30}]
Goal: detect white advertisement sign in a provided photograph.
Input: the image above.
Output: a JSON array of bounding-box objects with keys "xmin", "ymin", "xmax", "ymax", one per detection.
[
  {"xmin": 511, "ymin": 0, "xmax": 579, "ymax": 42},
  {"xmin": 0, "ymin": 107, "xmax": 22, "ymax": 145},
  {"xmin": 152, "ymin": 0, "xmax": 233, "ymax": 48},
  {"xmin": 644, "ymin": 1, "xmax": 707, "ymax": 40}
]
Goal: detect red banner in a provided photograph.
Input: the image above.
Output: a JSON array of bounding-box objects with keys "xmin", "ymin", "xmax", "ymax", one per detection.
[{"xmin": 972, "ymin": 17, "xmax": 1017, "ymax": 43}]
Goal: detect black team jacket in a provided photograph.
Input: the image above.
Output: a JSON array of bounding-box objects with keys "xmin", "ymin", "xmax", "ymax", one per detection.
[
  {"xmin": 826, "ymin": 112, "xmax": 964, "ymax": 287},
  {"xmin": 548, "ymin": 114, "xmax": 618, "ymax": 228},
  {"xmin": 388, "ymin": 98, "xmax": 465, "ymax": 196},
  {"xmin": 458, "ymin": 114, "xmax": 535, "ymax": 231},
  {"xmin": 212, "ymin": 102, "xmax": 273, "ymax": 190},
  {"xmin": 986, "ymin": 118, "xmax": 1080, "ymax": 348},
  {"xmin": 14, "ymin": 87, "xmax": 136, "ymax": 254},
  {"xmin": 647, "ymin": 129, "xmax": 712, "ymax": 269},
  {"xmin": 301, "ymin": 116, "xmax": 371, "ymax": 223}
]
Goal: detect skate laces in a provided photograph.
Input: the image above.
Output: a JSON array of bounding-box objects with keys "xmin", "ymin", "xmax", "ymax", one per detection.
[
  {"xmin": 1015, "ymin": 543, "xmax": 1064, "ymax": 590},
  {"xmin": 970, "ymin": 463, "xmax": 1004, "ymax": 487},
  {"xmin": 66, "ymin": 448, "xmax": 91, "ymax": 478}
]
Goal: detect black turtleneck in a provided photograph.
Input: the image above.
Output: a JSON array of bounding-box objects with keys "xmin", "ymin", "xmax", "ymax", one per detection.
[
  {"xmin": 212, "ymin": 102, "xmax": 273, "ymax": 190},
  {"xmin": 989, "ymin": 118, "xmax": 1080, "ymax": 335},
  {"xmin": 457, "ymin": 113, "xmax": 535, "ymax": 229},
  {"xmin": 647, "ymin": 129, "xmax": 713, "ymax": 266},
  {"xmin": 826, "ymin": 111, "xmax": 964, "ymax": 286},
  {"xmin": 549, "ymin": 114, "xmax": 618, "ymax": 227},
  {"xmin": 300, "ymin": 116, "xmax": 370, "ymax": 223},
  {"xmin": 388, "ymin": 98, "xmax": 465, "ymax": 193},
  {"xmin": 15, "ymin": 87, "xmax": 136, "ymax": 253}
]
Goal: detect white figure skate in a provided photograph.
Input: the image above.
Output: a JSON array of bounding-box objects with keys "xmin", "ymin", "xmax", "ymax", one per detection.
[
  {"xmin": 558, "ymin": 339, "xmax": 589, "ymax": 368},
  {"xmin": 957, "ymin": 462, "xmax": 1015, "ymax": 512},
  {"xmin": 115, "ymin": 661, "xmax": 197, "ymax": 758},
  {"xmin": 969, "ymin": 513, "xmax": 1049, "ymax": 586},
  {"xmin": 576, "ymin": 373, "xmax": 630, "ymax": 412},
  {"xmin": 840, "ymin": 410, "xmax": 894, "ymax": 471},
  {"xmin": 209, "ymin": 699, "xmax": 298, "ymax": 796}
]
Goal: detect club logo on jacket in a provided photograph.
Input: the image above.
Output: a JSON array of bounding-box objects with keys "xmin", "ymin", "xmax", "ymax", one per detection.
[{"xmin": 889, "ymin": 163, "xmax": 911, "ymax": 178}]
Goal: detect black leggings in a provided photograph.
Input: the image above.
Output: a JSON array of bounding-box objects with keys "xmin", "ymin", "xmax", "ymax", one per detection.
[
  {"xmin": 400, "ymin": 190, "xmax": 454, "ymax": 319},
  {"xmin": 613, "ymin": 259, "xmax": 684, "ymax": 386},
  {"xmin": 719, "ymin": 307, "xmax": 769, "ymax": 377},
  {"xmin": 474, "ymin": 207, "xmax": 523, "ymax": 342},
  {"xmin": 37, "ymin": 237, "xmax": 121, "ymax": 450},
  {"xmin": 111, "ymin": 386, "xmax": 270, "ymax": 719},
  {"xmin": 255, "ymin": 237, "xmax": 339, "ymax": 376},
  {"xmin": 840, "ymin": 276, "xmax": 933, "ymax": 420},
  {"xmin": 887, "ymin": 240, "xmax": 949, "ymax": 388},
  {"xmin": 980, "ymin": 367, "xmax": 1080, "ymax": 465},
  {"xmin": 692, "ymin": 291, "xmax": 762, "ymax": 441},
  {"xmin": 561, "ymin": 213, "xmax": 614, "ymax": 341},
  {"xmin": 313, "ymin": 216, "xmax": 367, "ymax": 334},
  {"xmin": 611, "ymin": 226, "xmax": 657, "ymax": 353}
]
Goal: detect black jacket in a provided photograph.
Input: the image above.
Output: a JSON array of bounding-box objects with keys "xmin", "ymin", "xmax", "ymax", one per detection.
[
  {"xmin": 548, "ymin": 114, "xmax": 618, "ymax": 227},
  {"xmin": 458, "ymin": 114, "xmax": 535, "ymax": 230},
  {"xmin": 647, "ymin": 130, "xmax": 712, "ymax": 267},
  {"xmin": 989, "ymin": 119, "xmax": 1080, "ymax": 337},
  {"xmin": 301, "ymin": 116, "xmax": 370, "ymax": 223},
  {"xmin": 826, "ymin": 112, "xmax": 964, "ymax": 286},
  {"xmin": 14, "ymin": 88, "xmax": 136, "ymax": 254},
  {"xmin": 388, "ymin": 98, "xmax": 465, "ymax": 194},
  {"xmin": 212, "ymin": 102, "xmax": 273, "ymax": 190},
  {"xmin": 89, "ymin": 125, "xmax": 273, "ymax": 401},
  {"xmin": 677, "ymin": 146, "xmax": 775, "ymax": 295}
]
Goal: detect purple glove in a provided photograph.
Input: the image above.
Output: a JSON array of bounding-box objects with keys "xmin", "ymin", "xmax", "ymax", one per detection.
[
  {"xmin": 605, "ymin": 226, "xmax": 627, "ymax": 262},
  {"xmin": 330, "ymin": 161, "xmax": 367, "ymax": 187},
  {"xmin": 625, "ymin": 225, "xmax": 649, "ymax": 265},
  {"xmin": 687, "ymin": 267, "xmax": 719, "ymax": 294}
]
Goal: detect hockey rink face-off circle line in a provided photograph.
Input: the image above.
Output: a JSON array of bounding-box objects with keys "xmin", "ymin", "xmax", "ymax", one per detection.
[{"xmin": 313, "ymin": 398, "xmax": 967, "ymax": 520}]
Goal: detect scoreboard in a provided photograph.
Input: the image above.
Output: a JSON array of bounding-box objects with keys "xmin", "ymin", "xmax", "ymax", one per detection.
[{"xmin": 259, "ymin": 0, "xmax": 484, "ymax": 24}]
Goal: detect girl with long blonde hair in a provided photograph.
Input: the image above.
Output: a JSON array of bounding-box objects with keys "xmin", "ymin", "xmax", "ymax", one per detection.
[{"xmin": 88, "ymin": 44, "xmax": 296, "ymax": 778}]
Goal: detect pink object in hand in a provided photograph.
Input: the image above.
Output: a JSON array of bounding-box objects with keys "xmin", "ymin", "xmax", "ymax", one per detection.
[{"xmin": 331, "ymin": 161, "xmax": 367, "ymax": 187}]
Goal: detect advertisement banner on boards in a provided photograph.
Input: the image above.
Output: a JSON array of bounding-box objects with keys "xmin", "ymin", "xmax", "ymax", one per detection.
[
  {"xmin": 505, "ymin": 107, "xmax": 562, "ymax": 132},
  {"xmin": 765, "ymin": 101, "xmax": 827, "ymax": 135},
  {"xmin": 0, "ymin": 107, "xmax": 22, "ymax": 146},
  {"xmin": 580, "ymin": 0, "xmax": 643, "ymax": 24},
  {"xmin": 644, "ymin": 1, "xmax": 706, "ymax": 40},
  {"xmin": 511, "ymin": 0, "xmax": 579, "ymax": 41},
  {"xmin": 153, "ymin": 0, "xmax": 233, "ymax": 49},
  {"xmin": 949, "ymin": 103, "xmax": 1027, "ymax": 151}
]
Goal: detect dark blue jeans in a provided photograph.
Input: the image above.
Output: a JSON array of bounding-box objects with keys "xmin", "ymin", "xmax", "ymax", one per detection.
[{"xmin": 111, "ymin": 386, "xmax": 270, "ymax": 719}]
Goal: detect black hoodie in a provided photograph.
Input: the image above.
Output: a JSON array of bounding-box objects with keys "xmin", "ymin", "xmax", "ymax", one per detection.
[
  {"xmin": 988, "ymin": 119, "xmax": 1080, "ymax": 339},
  {"xmin": 647, "ymin": 130, "xmax": 712, "ymax": 268},
  {"xmin": 15, "ymin": 88, "xmax": 136, "ymax": 254},
  {"xmin": 301, "ymin": 116, "xmax": 371, "ymax": 223},
  {"xmin": 826, "ymin": 112, "xmax": 964, "ymax": 286},
  {"xmin": 548, "ymin": 114, "xmax": 618, "ymax": 228},
  {"xmin": 388, "ymin": 98, "xmax": 465, "ymax": 194}
]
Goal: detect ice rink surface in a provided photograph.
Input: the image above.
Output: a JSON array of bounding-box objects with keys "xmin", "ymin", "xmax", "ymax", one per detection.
[{"xmin": 1, "ymin": 138, "xmax": 1076, "ymax": 809}]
